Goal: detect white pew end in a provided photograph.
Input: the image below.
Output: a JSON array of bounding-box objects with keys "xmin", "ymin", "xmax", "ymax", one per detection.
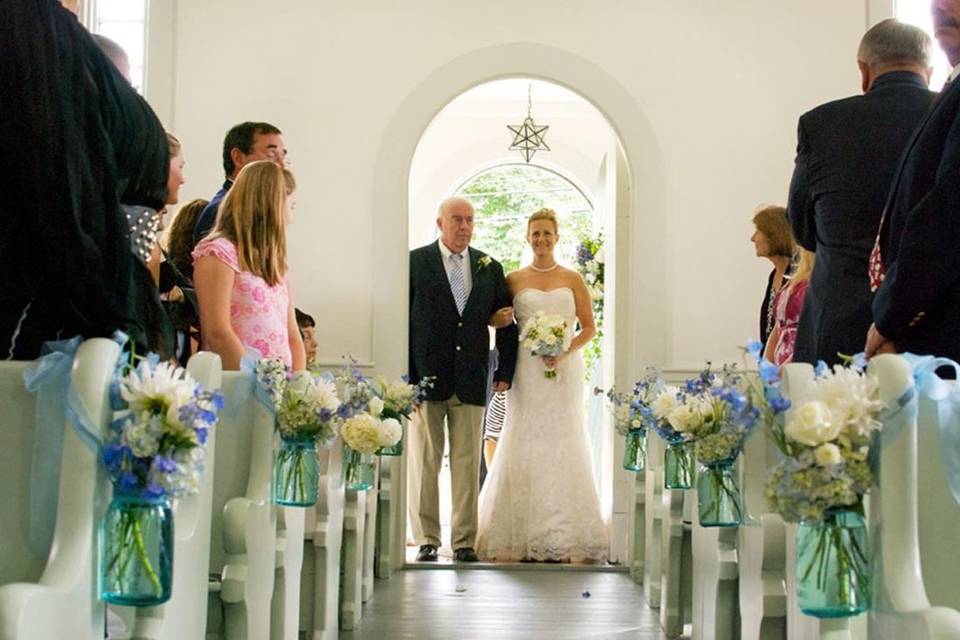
[{"xmin": 0, "ymin": 338, "xmax": 119, "ymax": 640}]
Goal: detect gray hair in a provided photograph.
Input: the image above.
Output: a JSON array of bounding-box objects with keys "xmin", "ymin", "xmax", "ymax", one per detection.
[
  {"xmin": 858, "ymin": 18, "xmax": 931, "ymax": 68},
  {"xmin": 436, "ymin": 196, "xmax": 474, "ymax": 219}
]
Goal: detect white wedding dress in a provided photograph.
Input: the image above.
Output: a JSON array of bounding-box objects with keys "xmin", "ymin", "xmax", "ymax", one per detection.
[{"xmin": 476, "ymin": 287, "xmax": 608, "ymax": 562}]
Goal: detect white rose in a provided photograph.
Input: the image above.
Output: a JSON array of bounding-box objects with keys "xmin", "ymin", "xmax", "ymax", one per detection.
[
  {"xmin": 586, "ymin": 273, "xmax": 597, "ymax": 284},
  {"xmin": 369, "ymin": 396, "xmax": 385, "ymax": 417},
  {"xmin": 594, "ymin": 248, "xmax": 605, "ymax": 264},
  {"xmin": 543, "ymin": 333, "xmax": 558, "ymax": 346},
  {"xmin": 814, "ymin": 442, "xmax": 843, "ymax": 467},
  {"xmin": 378, "ymin": 418, "xmax": 402, "ymax": 447},
  {"xmin": 785, "ymin": 400, "xmax": 841, "ymax": 447}
]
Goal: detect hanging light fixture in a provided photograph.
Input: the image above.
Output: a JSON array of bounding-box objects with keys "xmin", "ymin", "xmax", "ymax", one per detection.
[{"xmin": 507, "ymin": 83, "xmax": 550, "ymax": 163}]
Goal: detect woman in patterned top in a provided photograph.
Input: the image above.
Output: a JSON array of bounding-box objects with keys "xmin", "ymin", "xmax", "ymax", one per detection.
[{"xmin": 193, "ymin": 161, "xmax": 305, "ymax": 370}]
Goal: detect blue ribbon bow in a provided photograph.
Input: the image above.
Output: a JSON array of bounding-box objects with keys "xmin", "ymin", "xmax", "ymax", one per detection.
[
  {"xmin": 225, "ymin": 351, "xmax": 278, "ymax": 416},
  {"xmin": 899, "ymin": 352, "xmax": 960, "ymax": 507},
  {"xmin": 23, "ymin": 336, "xmax": 104, "ymax": 554}
]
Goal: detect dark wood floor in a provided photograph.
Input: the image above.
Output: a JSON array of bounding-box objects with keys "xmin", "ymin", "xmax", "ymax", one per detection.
[{"xmin": 341, "ymin": 567, "xmax": 667, "ymax": 639}]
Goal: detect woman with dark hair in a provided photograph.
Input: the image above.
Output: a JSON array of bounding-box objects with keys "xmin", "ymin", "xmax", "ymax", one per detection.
[
  {"xmin": 751, "ymin": 205, "xmax": 796, "ymax": 350},
  {"xmin": 0, "ymin": 0, "xmax": 173, "ymax": 358}
]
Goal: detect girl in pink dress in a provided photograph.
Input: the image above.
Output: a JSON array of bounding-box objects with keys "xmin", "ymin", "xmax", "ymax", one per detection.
[
  {"xmin": 765, "ymin": 249, "xmax": 814, "ymax": 366},
  {"xmin": 193, "ymin": 161, "xmax": 305, "ymax": 371}
]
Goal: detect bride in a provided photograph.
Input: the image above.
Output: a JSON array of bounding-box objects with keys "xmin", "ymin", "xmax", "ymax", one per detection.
[{"xmin": 476, "ymin": 208, "xmax": 607, "ymax": 563}]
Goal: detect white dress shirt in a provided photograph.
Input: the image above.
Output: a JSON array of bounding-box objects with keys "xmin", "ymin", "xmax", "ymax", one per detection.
[
  {"xmin": 949, "ymin": 62, "xmax": 960, "ymax": 84},
  {"xmin": 437, "ymin": 239, "xmax": 472, "ymax": 300}
]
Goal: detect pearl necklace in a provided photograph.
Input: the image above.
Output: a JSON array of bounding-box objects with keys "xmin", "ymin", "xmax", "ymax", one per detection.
[{"xmin": 530, "ymin": 262, "xmax": 559, "ymax": 272}]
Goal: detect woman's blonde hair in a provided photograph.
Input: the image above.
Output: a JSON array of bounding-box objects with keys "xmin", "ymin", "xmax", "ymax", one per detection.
[
  {"xmin": 527, "ymin": 208, "xmax": 559, "ymax": 233},
  {"xmin": 787, "ymin": 249, "xmax": 815, "ymax": 292},
  {"xmin": 752, "ymin": 205, "xmax": 795, "ymax": 257},
  {"xmin": 212, "ymin": 161, "xmax": 295, "ymax": 286},
  {"xmin": 166, "ymin": 131, "xmax": 181, "ymax": 157}
]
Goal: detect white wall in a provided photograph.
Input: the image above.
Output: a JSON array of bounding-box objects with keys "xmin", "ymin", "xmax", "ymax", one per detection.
[
  {"xmin": 151, "ymin": 0, "xmax": 868, "ymax": 372},
  {"xmin": 409, "ymin": 82, "xmax": 615, "ymax": 249}
]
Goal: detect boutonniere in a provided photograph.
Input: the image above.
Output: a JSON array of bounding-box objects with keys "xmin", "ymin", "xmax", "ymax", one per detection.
[{"xmin": 476, "ymin": 255, "xmax": 492, "ymax": 273}]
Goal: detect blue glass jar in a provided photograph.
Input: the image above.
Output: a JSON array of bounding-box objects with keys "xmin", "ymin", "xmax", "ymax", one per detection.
[
  {"xmin": 796, "ymin": 509, "xmax": 870, "ymax": 618},
  {"xmin": 696, "ymin": 461, "xmax": 741, "ymax": 527},
  {"xmin": 664, "ymin": 441, "xmax": 695, "ymax": 489},
  {"xmin": 343, "ymin": 447, "xmax": 376, "ymax": 490},
  {"xmin": 273, "ymin": 433, "xmax": 319, "ymax": 506},
  {"xmin": 622, "ymin": 429, "xmax": 647, "ymax": 471},
  {"xmin": 100, "ymin": 489, "xmax": 173, "ymax": 606}
]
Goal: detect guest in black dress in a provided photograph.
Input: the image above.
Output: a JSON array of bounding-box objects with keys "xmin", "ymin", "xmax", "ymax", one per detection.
[
  {"xmin": 0, "ymin": 0, "xmax": 173, "ymax": 359},
  {"xmin": 751, "ymin": 205, "xmax": 796, "ymax": 350}
]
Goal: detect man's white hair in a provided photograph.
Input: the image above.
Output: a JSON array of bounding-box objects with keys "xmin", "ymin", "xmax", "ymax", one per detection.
[{"xmin": 437, "ymin": 196, "xmax": 474, "ymax": 219}]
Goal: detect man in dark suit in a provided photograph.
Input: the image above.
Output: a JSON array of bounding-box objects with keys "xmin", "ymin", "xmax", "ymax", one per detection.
[
  {"xmin": 408, "ymin": 197, "xmax": 518, "ymax": 562},
  {"xmin": 867, "ymin": 0, "xmax": 960, "ymax": 362},
  {"xmin": 189, "ymin": 122, "xmax": 287, "ymax": 259},
  {"xmin": 788, "ymin": 18, "xmax": 934, "ymax": 365}
]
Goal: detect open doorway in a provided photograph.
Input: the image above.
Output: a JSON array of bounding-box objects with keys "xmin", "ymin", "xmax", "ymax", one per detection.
[{"xmin": 405, "ymin": 78, "xmax": 622, "ymax": 563}]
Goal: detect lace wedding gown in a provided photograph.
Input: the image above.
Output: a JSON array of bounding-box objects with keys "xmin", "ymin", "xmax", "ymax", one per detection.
[{"xmin": 476, "ymin": 287, "xmax": 608, "ymax": 562}]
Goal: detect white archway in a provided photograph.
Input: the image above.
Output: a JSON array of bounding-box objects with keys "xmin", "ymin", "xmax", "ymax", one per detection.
[{"xmin": 370, "ymin": 41, "xmax": 670, "ymax": 574}]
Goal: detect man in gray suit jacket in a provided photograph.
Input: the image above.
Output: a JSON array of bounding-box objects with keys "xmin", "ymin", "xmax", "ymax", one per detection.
[{"xmin": 788, "ymin": 19, "xmax": 934, "ymax": 365}]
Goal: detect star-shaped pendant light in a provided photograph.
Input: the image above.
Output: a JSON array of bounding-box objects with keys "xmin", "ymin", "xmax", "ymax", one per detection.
[{"xmin": 507, "ymin": 83, "xmax": 550, "ymax": 162}]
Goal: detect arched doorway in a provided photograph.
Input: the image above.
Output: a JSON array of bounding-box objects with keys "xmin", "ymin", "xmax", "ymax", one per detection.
[{"xmin": 370, "ymin": 42, "xmax": 669, "ymax": 579}]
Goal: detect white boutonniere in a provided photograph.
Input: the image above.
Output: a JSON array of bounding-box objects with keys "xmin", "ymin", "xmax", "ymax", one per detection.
[{"xmin": 476, "ymin": 255, "xmax": 492, "ymax": 273}]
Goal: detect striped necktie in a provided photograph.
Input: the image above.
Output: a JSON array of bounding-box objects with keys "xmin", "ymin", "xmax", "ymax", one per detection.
[{"xmin": 450, "ymin": 254, "xmax": 468, "ymax": 315}]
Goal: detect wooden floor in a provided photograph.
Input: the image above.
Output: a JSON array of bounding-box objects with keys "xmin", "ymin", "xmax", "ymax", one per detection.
[{"xmin": 341, "ymin": 567, "xmax": 668, "ymax": 639}]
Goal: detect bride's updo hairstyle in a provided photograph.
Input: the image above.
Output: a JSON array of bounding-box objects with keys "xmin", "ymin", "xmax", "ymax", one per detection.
[{"xmin": 527, "ymin": 208, "xmax": 559, "ymax": 233}]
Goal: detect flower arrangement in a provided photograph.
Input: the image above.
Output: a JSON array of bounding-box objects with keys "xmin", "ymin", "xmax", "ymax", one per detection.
[
  {"xmin": 764, "ymin": 354, "xmax": 883, "ymax": 524},
  {"xmin": 101, "ymin": 341, "xmax": 222, "ymax": 605},
  {"xmin": 760, "ymin": 350, "xmax": 882, "ymax": 617},
  {"xmin": 575, "ymin": 235, "xmax": 604, "ymax": 377},
  {"xmin": 104, "ymin": 354, "xmax": 223, "ymax": 501},
  {"xmin": 340, "ymin": 411, "xmax": 395, "ymax": 490},
  {"xmin": 276, "ymin": 371, "xmax": 341, "ymax": 443},
  {"xmin": 519, "ymin": 311, "xmax": 571, "ymax": 379},
  {"xmin": 370, "ymin": 374, "xmax": 434, "ymax": 456}
]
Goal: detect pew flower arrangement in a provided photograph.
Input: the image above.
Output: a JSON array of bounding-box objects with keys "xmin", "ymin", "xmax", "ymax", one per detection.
[
  {"xmin": 763, "ymin": 352, "xmax": 883, "ymax": 618},
  {"xmin": 101, "ymin": 345, "xmax": 223, "ymax": 606},
  {"xmin": 340, "ymin": 411, "xmax": 394, "ymax": 490},
  {"xmin": 370, "ymin": 374, "xmax": 434, "ymax": 456},
  {"xmin": 520, "ymin": 311, "xmax": 571, "ymax": 379},
  {"xmin": 270, "ymin": 365, "xmax": 342, "ymax": 507},
  {"xmin": 598, "ymin": 367, "xmax": 662, "ymax": 472}
]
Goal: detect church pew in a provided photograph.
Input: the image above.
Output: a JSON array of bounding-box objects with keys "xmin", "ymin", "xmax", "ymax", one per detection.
[
  {"xmin": 299, "ymin": 440, "xmax": 345, "ymax": 640},
  {"xmin": 691, "ymin": 480, "xmax": 740, "ymax": 640},
  {"xmin": 867, "ymin": 354, "xmax": 960, "ymax": 640},
  {"xmin": 361, "ymin": 478, "xmax": 379, "ymax": 604},
  {"xmin": 644, "ymin": 434, "xmax": 666, "ymax": 609},
  {"xmin": 206, "ymin": 372, "xmax": 304, "ymax": 640},
  {"xmin": 0, "ymin": 338, "xmax": 119, "ymax": 640},
  {"xmin": 737, "ymin": 419, "xmax": 787, "ymax": 640},
  {"xmin": 375, "ymin": 453, "xmax": 405, "ymax": 580},
  {"xmin": 340, "ymin": 482, "xmax": 370, "ymax": 631},
  {"xmin": 660, "ymin": 486, "xmax": 693, "ymax": 638}
]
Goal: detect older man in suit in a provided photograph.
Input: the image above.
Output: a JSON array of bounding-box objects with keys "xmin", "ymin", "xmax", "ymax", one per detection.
[
  {"xmin": 867, "ymin": 0, "xmax": 960, "ymax": 362},
  {"xmin": 788, "ymin": 19, "xmax": 933, "ymax": 365},
  {"xmin": 408, "ymin": 197, "xmax": 518, "ymax": 562}
]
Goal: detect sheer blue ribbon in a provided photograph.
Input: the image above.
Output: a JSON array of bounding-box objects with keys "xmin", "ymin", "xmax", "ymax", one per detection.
[
  {"xmin": 22, "ymin": 336, "xmax": 103, "ymax": 554},
  {"xmin": 895, "ymin": 353, "xmax": 960, "ymax": 506},
  {"xmin": 225, "ymin": 351, "xmax": 277, "ymax": 415}
]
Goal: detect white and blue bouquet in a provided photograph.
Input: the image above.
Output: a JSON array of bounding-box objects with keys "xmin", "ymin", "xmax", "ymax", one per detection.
[
  {"xmin": 519, "ymin": 311, "xmax": 571, "ymax": 379},
  {"xmin": 370, "ymin": 374, "xmax": 434, "ymax": 456},
  {"xmin": 104, "ymin": 354, "xmax": 223, "ymax": 499}
]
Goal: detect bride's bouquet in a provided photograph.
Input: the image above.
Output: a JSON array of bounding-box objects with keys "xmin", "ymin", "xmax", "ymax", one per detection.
[{"xmin": 519, "ymin": 311, "xmax": 571, "ymax": 379}]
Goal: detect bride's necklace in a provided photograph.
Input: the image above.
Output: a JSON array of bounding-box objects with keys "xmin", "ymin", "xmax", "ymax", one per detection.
[{"xmin": 530, "ymin": 262, "xmax": 559, "ymax": 272}]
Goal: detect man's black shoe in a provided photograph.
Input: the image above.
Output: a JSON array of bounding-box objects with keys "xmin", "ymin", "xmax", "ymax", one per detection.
[
  {"xmin": 454, "ymin": 547, "xmax": 478, "ymax": 562},
  {"xmin": 416, "ymin": 544, "xmax": 438, "ymax": 562}
]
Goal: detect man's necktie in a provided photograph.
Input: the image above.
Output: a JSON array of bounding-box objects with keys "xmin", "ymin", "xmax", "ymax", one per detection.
[
  {"xmin": 450, "ymin": 254, "xmax": 468, "ymax": 315},
  {"xmin": 868, "ymin": 75, "xmax": 954, "ymax": 292}
]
